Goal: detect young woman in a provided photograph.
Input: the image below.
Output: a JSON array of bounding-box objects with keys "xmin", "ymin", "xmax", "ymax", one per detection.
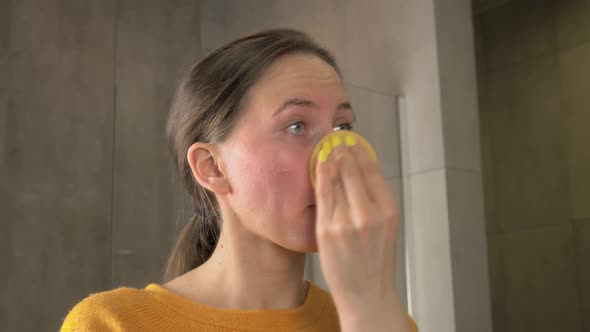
[{"xmin": 61, "ymin": 28, "xmax": 417, "ymax": 332}]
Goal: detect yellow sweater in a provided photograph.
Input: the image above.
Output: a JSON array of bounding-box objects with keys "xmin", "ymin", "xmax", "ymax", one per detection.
[{"xmin": 61, "ymin": 280, "xmax": 418, "ymax": 331}]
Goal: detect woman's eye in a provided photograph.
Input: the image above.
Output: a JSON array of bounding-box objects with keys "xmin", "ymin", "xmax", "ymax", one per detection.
[
  {"xmin": 287, "ymin": 122, "xmax": 306, "ymax": 135},
  {"xmin": 334, "ymin": 123, "xmax": 353, "ymax": 131}
]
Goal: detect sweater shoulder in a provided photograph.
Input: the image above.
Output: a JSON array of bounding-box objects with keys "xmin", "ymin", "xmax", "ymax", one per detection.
[
  {"xmin": 60, "ymin": 286, "xmax": 155, "ymax": 332},
  {"xmin": 306, "ymin": 283, "xmax": 341, "ymax": 328},
  {"xmin": 306, "ymin": 282, "xmax": 418, "ymax": 332}
]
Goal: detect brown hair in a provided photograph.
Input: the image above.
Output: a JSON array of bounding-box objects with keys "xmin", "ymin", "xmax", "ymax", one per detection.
[{"xmin": 163, "ymin": 28, "xmax": 341, "ymax": 282}]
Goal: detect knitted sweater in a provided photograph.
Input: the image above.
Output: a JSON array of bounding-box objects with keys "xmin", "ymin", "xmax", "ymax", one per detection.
[{"xmin": 60, "ymin": 280, "xmax": 418, "ymax": 331}]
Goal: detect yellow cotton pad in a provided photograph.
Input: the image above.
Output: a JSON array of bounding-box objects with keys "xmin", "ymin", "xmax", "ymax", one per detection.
[{"xmin": 309, "ymin": 130, "xmax": 377, "ymax": 189}]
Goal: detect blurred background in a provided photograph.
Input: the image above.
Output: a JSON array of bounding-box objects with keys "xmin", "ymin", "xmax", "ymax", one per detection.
[
  {"xmin": 1, "ymin": 0, "xmax": 588, "ymax": 331},
  {"xmin": 475, "ymin": 0, "xmax": 590, "ymax": 331}
]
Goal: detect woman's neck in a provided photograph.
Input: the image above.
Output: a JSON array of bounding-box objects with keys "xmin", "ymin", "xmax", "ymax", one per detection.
[{"xmin": 168, "ymin": 218, "xmax": 309, "ymax": 310}]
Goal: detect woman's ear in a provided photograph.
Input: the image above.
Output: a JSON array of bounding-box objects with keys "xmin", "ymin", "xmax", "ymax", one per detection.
[{"xmin": 187, "ymin": 142, "xmax": 230, "ymax": 195}]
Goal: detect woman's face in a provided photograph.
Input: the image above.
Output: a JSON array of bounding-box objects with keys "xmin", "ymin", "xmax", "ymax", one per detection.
[{"xmin": 219, "ymin": 54, "xmax": 354, "ymax": 252}]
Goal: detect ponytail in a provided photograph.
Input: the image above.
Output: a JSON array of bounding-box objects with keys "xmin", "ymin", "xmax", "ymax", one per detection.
[{"xmin": 163, "ymin": 207, "xmax": 220, "ymax": 282}]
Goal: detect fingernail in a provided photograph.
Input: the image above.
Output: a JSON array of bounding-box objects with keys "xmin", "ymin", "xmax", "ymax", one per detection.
[
  {"xmin": 318, "ymin": 146, "xmax": 329, "ymax": 163},
  {"xmin": 345, "ymin": 134, "xmax": 356, "ymax": 147},
  {"xmin": 332, "ymin": 134, "xmax": 342, "ymax": 147}
]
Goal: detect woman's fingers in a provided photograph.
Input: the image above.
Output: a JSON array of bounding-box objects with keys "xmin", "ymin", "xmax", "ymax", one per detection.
[
  {"xmin": 349, "ymin": 142, "xmax": 399, "ymax": 238},
  {"xmin": 316, "ymin": 150, "xmax": 348, "ymax": 228},
  {"xmin": 351, "ymin": 142, "xmax": 397, "ymax": 214},
  {"xmin": 313, "ymin": 132, "xmax": 403, "ymax": 327},
  {"xmin": 334, "ymin": 143, "xmax": 373, "ymax": 229},
  {"xmin": 316, "ymin": 132, "xmax": 399, "ymax": 231},
  {"xmin": 316, "ymin": 154, "xmax": 336, "ymax": 223}
]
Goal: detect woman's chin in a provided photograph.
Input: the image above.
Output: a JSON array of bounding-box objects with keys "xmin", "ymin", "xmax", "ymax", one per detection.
[
  {"xmin": 291, "ymin": 242, "xmax": 319, "ymax": 253},
  {"xmin": 286, "ymin": 224, "xmax": 318, "ymax": 253},
  {"xmin": 298, "ymin": 226, "xmax": 319, "ymax": 252},
  {"xmin": 272, "ymin": 208, "xmax": 319, "ymax": 253}
]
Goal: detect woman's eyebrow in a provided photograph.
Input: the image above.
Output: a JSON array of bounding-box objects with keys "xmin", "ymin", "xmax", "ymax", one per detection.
[{"xmin": 273, "ymin": 97, "xmax": 355, "ymax": 120}]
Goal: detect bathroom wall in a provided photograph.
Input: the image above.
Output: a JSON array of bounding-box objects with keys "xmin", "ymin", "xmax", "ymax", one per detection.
[
  {"xmin": 1, "ymin": 1, "xmax": 200, "ymax": 331},
  {"xmin": 475, "ymin": 0, "xmax": 590, "ymax": 331}
]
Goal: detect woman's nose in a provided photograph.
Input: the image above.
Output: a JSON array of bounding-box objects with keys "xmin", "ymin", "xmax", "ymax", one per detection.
[
  {"xmin": 308, "ymin": 126, "xmax": 335, "ymax": 165},
  {"xmin": 308, "ymin": 128, "xmax": 331, "ymax": 163},
  {"xmin": 312, "ymin": 126, "xmax": 334, "ymax": 146}
]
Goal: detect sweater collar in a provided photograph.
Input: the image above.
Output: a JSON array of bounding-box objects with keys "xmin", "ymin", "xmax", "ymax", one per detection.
[{"xmin": 145, "ymin": 280, "xmax": 330, "ymax": 330}]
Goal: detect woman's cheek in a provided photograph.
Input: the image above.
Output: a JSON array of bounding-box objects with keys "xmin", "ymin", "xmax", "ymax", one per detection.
[
  {"xmin": 226, "ymin": 137, "xmax": 309, "ymax": 196},
  {"xmin": 223, "ymin": 143, "xmax": 267, "ymax": 194},
  {"xmin": 270, "ymin": 148, "xmax": 310, "ymax": 192}
]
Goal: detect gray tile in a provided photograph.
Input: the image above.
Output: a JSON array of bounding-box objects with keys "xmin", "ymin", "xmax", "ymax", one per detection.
[
  {"xmin": 491, "ymin": 56, "xmax": 571, "ymax": 231},
  {"xmin": 435, "ymin": 0, "xmax": 483, "ymax": 173},
  {"xmin": 478, "ymin": 67, "xmax": 514, "ymax": 235},
  {"xmin": 481, "ymin": 2, "xmax": 523, "ymax": 69},
  {"xmin": 386, "ymin": 177, "xmax": 404, "ymax": 216},
  {"xmin": 345, "ymin": 85, "xmax": 401, "ymax": 179},
  {"xmin": 0, "ymin": 0, "xmax": 9, "ymax": 51},
  {"xmin": 0, "ymin": 1, "xmax": 7, "ymax": 166},
  {"xmin": 574, "ymin": 220, "xmax": 590, "ymax": 331},
  {"xmin": 401, "ymin": 84, "xmax": 446, "ymax": 175},
  {"xmin": 111, "ymin": 252, "xmax": 170, "ymax": 288},
  {"xmin": 405, "ymin": 169, "xmax": 455, "ymax": 332},
  {"xmin": 225, "ymin": 0, "xmax": 281, "ymax": 41},
  {"xmin": 500, "ymin": 224, "xmax": 582, "ymax": 332},
  {"xmin": 482, "ymin": 0, "xmax": 557, "ymax": 70},
  {"xmin": 271, "ymin": 0, "xmax": 347, "ymax": 68},
  {"xmin": 560, "ymin": 44, "xmax": 590, "ymax": 220},
  {"xmin": 473, "ymin": 16, "xmax": 488, "ymax": 75},
  {"xmin": 1, "ymin": 1, "xmax": 116, "ymax": 331},
  {"xmin": 446, "ymin": 169, "xmax": 493, "ymax": 332},
  {"xmin": 440, "ymin": 81, "xmax": 482, "ymax": 173},
  {"xmin": 112, "ymin": 0, "xmax": 201, "ymax": 287},
  {"xmin": 555, "ymin": 0, "xmax": 590, "ymax": 50},
  {"xmin": 477, "ymin": 85, "xmax": 500, "ymax": 234},
  {"xmin": 513, "ymin": 0, "xmax": 558, "ymax": 57},
  {"xmin": 386, "ymin": 177, "xmax": 407, "ymax": 308},
  {"xmin": 393, "ymin": 1, "xmax": 447, "ymax": 176},
  {"xmin": 566, "ymin": 114, "xmax": 590, "ymax": 221},
  {"xmin": 487, "ymin": 235, "xmax": 508, "ymax": 332},
  {"xmin": 344, "ymin": 84, "xmax": 372, "ymax": 139},
  {"xmin": 225, "ymin": 0, "xmax": 346, "ymax": 59},
  {"xmin": 200, "ymin": 0, "xmax": 226, "ymax": 50},
  {"xmin": 340, "ymin": 0, "xmax": 400, "ymax": 94}
]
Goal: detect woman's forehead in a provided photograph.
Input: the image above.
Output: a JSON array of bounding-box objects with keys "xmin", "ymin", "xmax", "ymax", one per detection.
[
  {"xmin": 264, "ymin": 54, "xmax": 340, "ymax": 85},
  {"xmin": 249, "ymin": 54, "xmax": 345, "ymax": 107}
]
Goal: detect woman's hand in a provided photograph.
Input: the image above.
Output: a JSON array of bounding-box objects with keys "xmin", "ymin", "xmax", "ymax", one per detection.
[{"xmin": 314, "ymin": 133, "xmax": 411, "ymax": 332}]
